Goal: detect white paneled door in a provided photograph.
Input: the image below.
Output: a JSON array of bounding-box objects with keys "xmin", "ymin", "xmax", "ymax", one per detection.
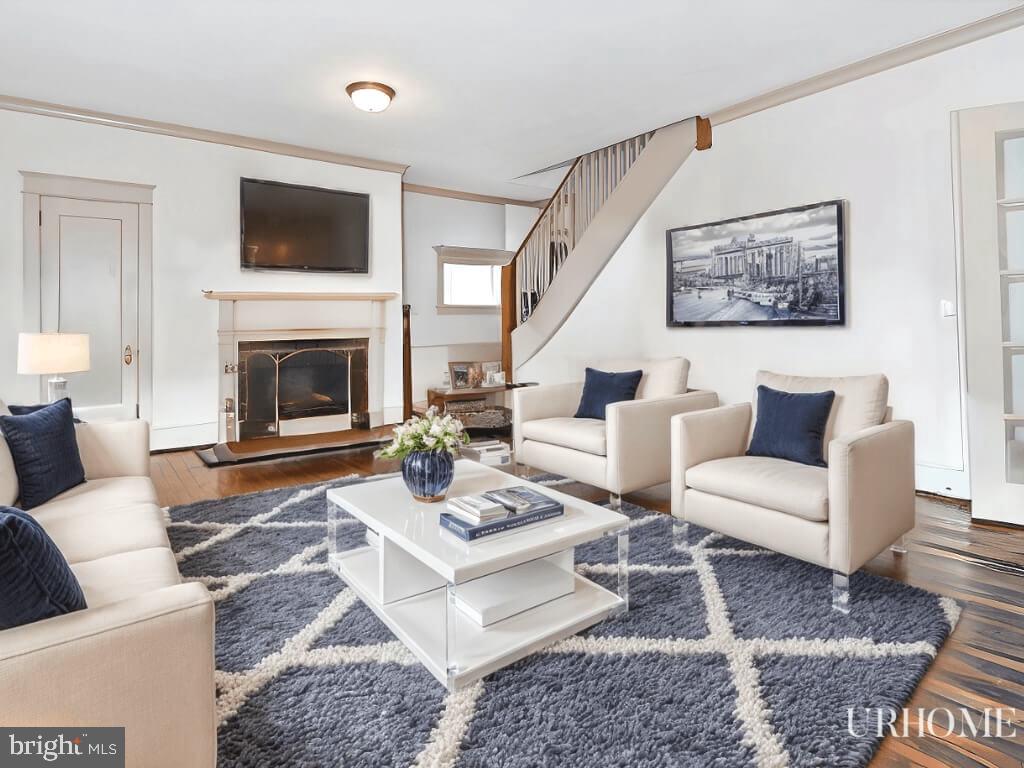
[
  {"xmin": 957, "ymin": 102, "xmax": 1024, "ymax": 524},
  {"xmin": 40, "ymin": 197, "xmax": 140, "ymax": 421}
]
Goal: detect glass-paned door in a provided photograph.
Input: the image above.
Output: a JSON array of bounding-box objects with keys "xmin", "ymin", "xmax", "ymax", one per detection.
[{"xmin": 958, "ymin": 103, "xmax": 1024, "ymax": 523}]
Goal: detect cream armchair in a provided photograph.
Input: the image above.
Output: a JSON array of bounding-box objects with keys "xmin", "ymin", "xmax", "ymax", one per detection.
[
  {"xmin": 670, "ymin": 371, "xmax": 915, "ymax": 613},
  {"xmin": 513, "ymin": 358, "xmax": 718, "ymax": 506}
]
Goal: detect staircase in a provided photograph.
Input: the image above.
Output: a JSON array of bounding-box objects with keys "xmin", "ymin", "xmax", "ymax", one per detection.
[{"xmin": 501, "ymin": 117, "xmax": 702, "ymax": 377}]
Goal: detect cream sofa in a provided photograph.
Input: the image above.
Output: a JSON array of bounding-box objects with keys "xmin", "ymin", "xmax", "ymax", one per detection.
[
  {"xmin": 0, "ymin": 417, "xmax": 216, "ymax": 768},
  {"xmin": 671, "ymin": 371, "xmax": 915, "ymax": 612},
  {"xmin": 513, "ymin": 358, "xmax": 718, "ymax": 505}
]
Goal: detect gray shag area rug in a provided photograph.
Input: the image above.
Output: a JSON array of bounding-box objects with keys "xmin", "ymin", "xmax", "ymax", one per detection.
[{"xmin": 166, "ymin": 472, "xmax": 959, "ymax": 768}]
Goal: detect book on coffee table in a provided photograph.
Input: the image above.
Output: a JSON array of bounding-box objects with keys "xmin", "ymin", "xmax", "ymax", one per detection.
[{"xmin": 440, "ymin": 486, "xmax": 564, "ymax": 542}]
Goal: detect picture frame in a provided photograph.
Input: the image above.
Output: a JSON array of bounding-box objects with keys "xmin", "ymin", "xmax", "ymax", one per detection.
[
  {"xmin": 666, "ymin": 199, "xmax": 845, "ymax": 327},
  {"xmin": 448, "ymin": 361, "xmax": 484, "ymax": 389},
  {"xmin": 481, "ymin": 361, "xmax": 503, "ymax": 386}
]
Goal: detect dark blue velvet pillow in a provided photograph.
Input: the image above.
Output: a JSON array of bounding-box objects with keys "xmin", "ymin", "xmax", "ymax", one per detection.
[
  {"xmin": 0, "ymin": 506, "xmax": 86, "ymax": 629},
  {"xmin": 574, "ymin": 367, "xmax": 643, "ymax": 420},
  {"xmin": 747, "ymin": 385, "xmax": 836, "ymax": 467},
  {"xmin": 8, "ymin": 403, "xmax": 83, "ymax": 423},
  {"xmin": 0, "ymin": 399, "xmax": 85, "ymax": 510}
]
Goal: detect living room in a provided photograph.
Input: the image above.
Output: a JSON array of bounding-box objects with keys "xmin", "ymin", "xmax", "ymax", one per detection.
[{"xmin": 2, "ymin": 2, "xmax": 1024, "ymax": 766}]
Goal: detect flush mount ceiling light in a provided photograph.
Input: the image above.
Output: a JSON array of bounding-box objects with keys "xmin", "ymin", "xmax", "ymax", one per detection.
[{"xmin": 345, "ymin": 81, "xmax": 396, "ymax": 113}]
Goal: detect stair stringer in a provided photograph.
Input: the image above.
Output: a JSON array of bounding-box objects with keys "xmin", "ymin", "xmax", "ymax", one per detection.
[{"xmin": 511, "ymin": 118, "xmax": 698, "ymax": 373}]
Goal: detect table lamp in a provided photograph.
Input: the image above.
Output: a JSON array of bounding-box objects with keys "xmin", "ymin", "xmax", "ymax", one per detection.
[{"xmin": 17, "ymin": 332, "xmax": 91, "ymax": 403}]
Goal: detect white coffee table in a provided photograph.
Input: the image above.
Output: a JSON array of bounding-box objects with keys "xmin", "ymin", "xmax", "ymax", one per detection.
[{"xmin": 326, "ymin": 460, "xmax": 629, "ymax": 690}]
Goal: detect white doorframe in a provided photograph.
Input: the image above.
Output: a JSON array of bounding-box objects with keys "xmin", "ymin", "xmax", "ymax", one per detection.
[{"xmin": 21, "ymin": 172, "xmax": 154, "ymax": 424}]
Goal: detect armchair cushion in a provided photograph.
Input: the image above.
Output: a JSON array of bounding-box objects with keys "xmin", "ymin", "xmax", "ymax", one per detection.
[
  {"xmin": 0, "ymin": 399, "xmax": 85, "ymax": 510},
  {"xmin": 574, "ymin": 368, "xmax": 642, "ymax": 420},
  {"xmin": 521, "ymin": 417, "xmax": 607, "ymax": 456},
  {"xmin": 686, "ymin": 456, "xmax": 829, "ymax": 522},
  {"xmin": 599, "ymin": 357, "xmax": 690, "ymax": 398},
  {"xmin": 747, "ymin": 385, "xmax": 835, "ymax": 467},
  {"xmin": 755, "ymin": 371, "xmax": 888, "ymax": 445},
  {"xmin": 0, "ymin": 507, "xmax": 87, "ymax": 630}
]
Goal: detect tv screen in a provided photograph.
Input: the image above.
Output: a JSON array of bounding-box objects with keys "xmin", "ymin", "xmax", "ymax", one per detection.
[
  {"xmin": 666, "ymin": 199, "xmax": 845, "ymax": 327},
  {"xmin": 240, "ymin": 178, "xmax": 370, "ymax": 273}
]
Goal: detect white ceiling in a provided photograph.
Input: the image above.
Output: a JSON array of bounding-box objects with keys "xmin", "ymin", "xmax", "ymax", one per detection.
[{"xmin": 1, "ymin": 1, "xmax": 1019, "ymax": 199}]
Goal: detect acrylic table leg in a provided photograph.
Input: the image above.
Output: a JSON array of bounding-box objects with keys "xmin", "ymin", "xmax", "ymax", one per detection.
[
  {"xmin": 890, "ymin": 535, "xmax": 908, "ymax": 555},
  {"xmin": 612, "ymin": 527, "xmax": 629, "ymax": 617},
  {"xmin": 832, "ymin": 571, "xmax": 850, "ymax": 614},
  {"xmin": 445, "ymin": 581, "xmax": 459, "ymax": 690},
  {"xmin": 327, "ymin": 502, "xmax": 338, "ymax": 556}
]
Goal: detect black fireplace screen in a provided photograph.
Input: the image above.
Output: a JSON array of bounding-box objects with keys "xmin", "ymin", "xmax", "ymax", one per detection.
[{"xmin": 236, "ymin": 338, "xmax": 369, "ymax": 439}]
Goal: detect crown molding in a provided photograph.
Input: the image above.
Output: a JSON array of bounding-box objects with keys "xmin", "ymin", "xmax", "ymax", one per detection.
[
  {"xmin": 708, "ymin": 6, "xmax": 1024, "ymax": 127},
  {"xmin": 0, "ymin": 94, "xmax": 409, "ymax": 174},
  {"xmin": 402, "ymin": 182, "xmax": 548, "ymax": 208}
]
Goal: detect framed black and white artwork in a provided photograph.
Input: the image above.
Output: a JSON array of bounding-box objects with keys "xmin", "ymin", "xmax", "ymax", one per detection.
[{"xmin": 666, "ymin": 200, "xmax": 845, "ymax": 327}]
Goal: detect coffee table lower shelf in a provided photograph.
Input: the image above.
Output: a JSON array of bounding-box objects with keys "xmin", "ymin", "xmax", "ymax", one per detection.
[{"xmin": 328, "ymin": 546, "xmax": 623, "ymax": 690}]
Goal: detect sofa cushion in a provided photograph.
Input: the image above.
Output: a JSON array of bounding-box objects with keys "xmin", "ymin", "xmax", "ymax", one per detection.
[
  {"xmin": 71, "ymin": 547, "xmax": 181, "ymax": 608},
  {"xmin": 36, "ymin": 476, "xmax": 159, "ymax": 516},
  {"xmin": 575, "ymin": 368, "xmax": 642, "ymax": 420},
  {"xmin": 755, "ymin": 371, "xmax": 888, "ymax": 445},
  {"xmin": 747, "ymin": 385, "xmax": 835, "ymax": 467},
  {"xmin": 686, "ymin": 456, "xmax": 829, "ymax": 522},
  {"xmin": 0, "ymin": 398, "xmax": 85, "ymax": 510},
  {"xmin": 0, "ymin": 434, "xmax": 16, "ymax": 508},
  {"xmin": 34, "ymin": 503, "xmax": 171, "ymax": 564},
  {"xmin": 600, "ymin": 357, "xmax": 690, "ymax": 399},
  {"xmin": 0, "ymin": 506, "xmax": 87, "ymax": 629},
  {"xmin": 521, "ymin": 417, "xmax": 607, "ymax": 456}
]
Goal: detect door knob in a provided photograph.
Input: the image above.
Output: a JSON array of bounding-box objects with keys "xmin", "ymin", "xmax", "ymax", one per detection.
[{"xmin": 123, "ymin": 345, "xmax": 134, "ymax": 366}]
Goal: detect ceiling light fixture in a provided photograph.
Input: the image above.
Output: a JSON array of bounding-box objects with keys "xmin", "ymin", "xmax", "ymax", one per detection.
[{"xmin": 345, "ymin": 81, "xmax": 396, "ymax": 113}]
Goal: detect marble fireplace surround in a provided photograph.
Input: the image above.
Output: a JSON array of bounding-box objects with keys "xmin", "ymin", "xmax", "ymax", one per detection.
[{"xmin": 203, "ymin": 291, "xmax": 398, "ymax": 444}]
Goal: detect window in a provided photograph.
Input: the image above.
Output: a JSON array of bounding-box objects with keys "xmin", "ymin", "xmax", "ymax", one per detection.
[{"xmin": 434, "ymin": 246, "xmax": 512, "ymax": 313}]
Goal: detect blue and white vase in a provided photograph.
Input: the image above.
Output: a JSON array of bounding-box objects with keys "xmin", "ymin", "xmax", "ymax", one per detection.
[{"xmin": 401, "ymin": 450, "xmax": 455, "ymax": 502}]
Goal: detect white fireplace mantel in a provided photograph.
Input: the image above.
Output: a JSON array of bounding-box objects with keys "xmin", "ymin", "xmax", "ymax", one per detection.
[{"xmin": 205, "ymin": 290, "xmax": 397, "ymax": 443}]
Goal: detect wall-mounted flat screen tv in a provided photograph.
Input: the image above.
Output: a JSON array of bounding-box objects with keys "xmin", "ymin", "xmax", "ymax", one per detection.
[
  {"xmin": 666, "ymin": 199, "xmax": 845, "ymax": 327},
  {"xmin": 240, "ymin": 178, "xmax": 370, "ymax": 273}
]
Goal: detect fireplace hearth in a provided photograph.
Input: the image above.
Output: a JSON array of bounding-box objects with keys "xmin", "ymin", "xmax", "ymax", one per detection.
[{"xmin": 237, "ymin": 338, "xmax": 369, "ymax": 440}]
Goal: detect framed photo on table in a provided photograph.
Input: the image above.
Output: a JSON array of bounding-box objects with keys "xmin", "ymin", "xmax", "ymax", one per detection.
[{"xmin": 449, "ymin": 362, "xmax": 484, "ymax": 389}]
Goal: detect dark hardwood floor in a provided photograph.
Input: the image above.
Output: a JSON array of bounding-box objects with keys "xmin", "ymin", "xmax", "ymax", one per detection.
[{"xmin": 152, "ymin": 446, "xmax": 1024, "ymax": 768}]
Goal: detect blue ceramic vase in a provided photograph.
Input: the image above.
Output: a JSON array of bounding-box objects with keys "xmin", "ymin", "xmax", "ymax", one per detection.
[{"xmin": 401, "ymin": 450, "xmax": 455, "ymax": 502}]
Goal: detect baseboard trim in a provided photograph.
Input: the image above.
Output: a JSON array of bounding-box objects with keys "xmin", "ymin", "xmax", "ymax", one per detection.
[
  {"xmin": 915, "ymin": 464, "xmax": 970, "ymax": 500},
  {"xmin": 150, "ymin": 422, "xmax": 218, "ymax": 452}
]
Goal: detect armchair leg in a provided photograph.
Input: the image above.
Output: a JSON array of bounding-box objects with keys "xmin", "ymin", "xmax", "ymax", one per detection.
[
  {"xmin": 608, "ymin": 493, "xmax": 622, "ymax": 510},
  {"xmin": 890, "ymin": 535, "xmax": 907, "ymax": 555},
  {"xmin": 672, "ymin": 517, "xmax": 689, "ymax": 551},
  {"xmin": 832, "ymin": 571, "xmax": 850, "ymax": 615}
]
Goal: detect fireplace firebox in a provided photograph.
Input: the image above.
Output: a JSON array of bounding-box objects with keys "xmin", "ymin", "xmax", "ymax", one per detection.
[{"xmin": 237, "ymin": 338, "xmax": 369, "ymax": 440}]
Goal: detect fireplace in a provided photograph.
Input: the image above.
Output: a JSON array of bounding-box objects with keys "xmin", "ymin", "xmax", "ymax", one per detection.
[{"xmin": 236, "ymin": 338, "xmax": 370, "ymax": 440}]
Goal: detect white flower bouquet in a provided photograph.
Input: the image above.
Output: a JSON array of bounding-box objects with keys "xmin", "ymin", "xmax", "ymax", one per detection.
[{"xmin": 376, "ymin": 406, "xmax": 470, "ymax": 460}]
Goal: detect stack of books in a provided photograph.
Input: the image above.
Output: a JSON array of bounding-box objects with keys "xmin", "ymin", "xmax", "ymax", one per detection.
[
  {"xmin": 460, "ymin": 440, "xmax": 511, "ymax": 466},
  {"xmin": 440, "ymin": 486, "xmax": 563, "ymax": 542}
]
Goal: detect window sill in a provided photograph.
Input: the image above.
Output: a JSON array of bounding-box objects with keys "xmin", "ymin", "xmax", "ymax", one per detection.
[{"xmin": 436, "ymin": 304, "xmax": 501, "ymax": 315}]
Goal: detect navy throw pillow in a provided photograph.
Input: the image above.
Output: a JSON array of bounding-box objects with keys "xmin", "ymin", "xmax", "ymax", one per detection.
[
  {"xmin": 574, "ymin": 368, "xmax": 643, "ymax": 420},
  {"xmin": 0, "ymin": 399, "xmax": 85, "ymax": 510},
  {"xmin": 8, "ymin": 404, "xmax": 83, "ymax": 423},
  {"xmin": 0, "ymin": 506, "xmax": 87, "ymax": 630},
  {"xmin": 747, "ymin": 385, "xmax": 836, "ymax": 467}
]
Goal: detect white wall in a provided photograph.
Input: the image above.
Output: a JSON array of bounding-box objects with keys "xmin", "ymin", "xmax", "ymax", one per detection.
[
  {"xmin": 403, "ymin": 191, "xmax": 536, "ymax": 399},
  {"xmin": 520, "ymin": 26, "xmax": 1024, "ymax": 497},
  {"xmin": 0, "ymin": 110, "xmax": 404, "ymax": 449}
]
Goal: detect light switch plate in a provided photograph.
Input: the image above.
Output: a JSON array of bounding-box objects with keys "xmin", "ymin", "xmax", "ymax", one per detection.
[{"xmin": 940, "ymin": 299, "xmax": 957, "ymax": 318}]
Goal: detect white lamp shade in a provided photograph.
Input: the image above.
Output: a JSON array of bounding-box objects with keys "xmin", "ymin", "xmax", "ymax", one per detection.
[{"xmin": 17, "ymin": 333, "xmax": 90, "ymax": 375}]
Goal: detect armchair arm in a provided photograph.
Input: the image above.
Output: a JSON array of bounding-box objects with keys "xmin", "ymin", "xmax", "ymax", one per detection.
[
  {"xmin": 0, "ymin": 582, "xmax": 215, "ymax": 767},
  {"xmin": 606, "ymin": 390, "xmax": 719, "ymax": 494},
  {"xmin": 670, "ymin": 403, "xmax": 752, "ymax": 517},
  {"xmin": 828, "ymin": 420, "xmax": 915, "ymax": 574},
  {"xmin": 512, "ymin": 382, "xmax": 584, "ymax": 452},
  {"xmin": 75, "ymin": 420, "xmax": 151, "ymax": 479}
]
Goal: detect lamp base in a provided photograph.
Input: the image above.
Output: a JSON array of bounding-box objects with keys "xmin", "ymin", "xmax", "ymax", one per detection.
[{"xmin": 46, "ymin": 376, "xmax": 69, "ymax": 403}]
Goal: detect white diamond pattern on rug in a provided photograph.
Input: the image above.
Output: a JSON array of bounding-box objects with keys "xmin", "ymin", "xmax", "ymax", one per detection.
[{"xmin": 167, "ymin": 474, "xmax": 959, "ymax": 768}]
